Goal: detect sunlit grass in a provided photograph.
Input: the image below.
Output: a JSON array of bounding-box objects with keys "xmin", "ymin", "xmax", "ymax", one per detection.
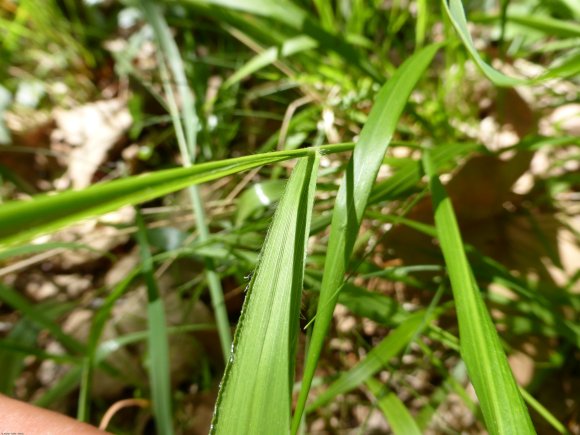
[{"xmin": 0, "ymin": 0, "xmax": 578, "ymax": 433}]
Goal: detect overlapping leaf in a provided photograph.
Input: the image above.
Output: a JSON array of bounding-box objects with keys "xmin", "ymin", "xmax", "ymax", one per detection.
[
  {"xmin": 212, "ymin": 154, "xmax": 319, "ymax": 433},
  {"xmin": 422, "ymin": 150, "xmax": 535, "ymax": 434},
  {"xmin": 0, "ymin": 144, "xmax": 351, "ymax": 248},
  {"xmin": 292, "ymin": 43, "xmax": 441, "ymax": 432}
]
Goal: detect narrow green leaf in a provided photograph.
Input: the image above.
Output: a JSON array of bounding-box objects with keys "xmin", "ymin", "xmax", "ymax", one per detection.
[
  {"xmin": 140, "ymin": 0, "xmax": 198, "ymax": 161},
  {"xmin": 415, "ymin": 0, "xmax": 428, "ymax": 48},
  {"xmin": 136, "ymin": 210, "xmax": 174, "ymax": 435},
  {"xmin": 0, "ymin": 319, "xmax": 41, "ymax": 394},
  {"xmin": 78, "ymin": 267, "xmax": 141, "ymax": 420},
  {"xmin": 182, "ymin": 0, "xmax": 382, "ymax": 81},
  {"xmin": 0, "ymin": 338, "xmax": 77, "ymax": 365},
  {"xmin": 140, "ymin": 0, "xmax": 233, "ymax": 363},
  {"xmin": 211, "ymin": 154, "xmax": 319, "ymax": 434},
  {"xmin": 369, "ymin": 142, "xmax": 480, "ymax": 204},
  {"xmin": 0, "ymin": 284, "xmax": 84, "ymax": 354},
  {"xmin": 306, "ymin": 312, "xmax": 426, "ymax": 412},
  {"xmin": 95, "ymin": 324, "xmax": 216, "ymax": 364},
  {"xmin": 442, "ymin": 0, "xmax": 527, "ymax": 87},
  {"xmin": 506, "ymin": 14, "xmax": 580, "ymax": 38},
  {"xmin": 445, "ymin": 1, "xmax": 580, "ymax": 85},
  {"xmin": 372, "ymin": 212, "xmax": 580, "ymax": 348},
  {"xmin": 337, "ymin": 283, "xmax": 406, "ymax": 326},
  {"xmin": 422, "ymin": 150, "xmax": 535, "ymax": 435},
  {"xmin": 312, "ymin": 0, "xmax": 335, "ymax": 30},
  {"xmin": 33, "ymin": 366, "xmax": 83, "ymax": 408},
  {"xmin": 520, "ymin": 388, "xmax": 570, "ymax": 435},
  {"xmin": 225, "ymin": 35, "xmax": 317, "ymax": 88},
  {"xmin": 292, "ymin": 43, "xmax": 440, "ymax": 433},
  {"xmin": 366, "ymin": 378, "xmax": 422, "ymax": 435},
  {"xmin": 544, "ymin": 51, "xmax": 580, "ymax": 80},
  {"xmin": 0, "ymin": 143, "xmax": 352, "ymax": 248},
  {"xmin": 0, "ymin": 242, "xmax": 115, "ymax": 261}
]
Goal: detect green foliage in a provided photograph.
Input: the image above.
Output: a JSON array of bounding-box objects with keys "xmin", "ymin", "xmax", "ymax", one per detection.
[
  {"xmin": 212, "ymin": 154, "xmax": 318, "ymax": 433},
  {"xmin": 423, "ymin": 150, "xmax": 535, "ymax": 434},
  {"xmin": 0, "ymin": 0, "xmax": 577, "ymax": 433},
  {"xmin": 293, "ymin": 43, "xmax": 440, "ymax": 433}
]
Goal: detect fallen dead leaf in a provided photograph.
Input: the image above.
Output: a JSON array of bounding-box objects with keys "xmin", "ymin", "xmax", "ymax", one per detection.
[{"xmin": 52, "ymin": 98, "xmax": 132, "ymax": 189}]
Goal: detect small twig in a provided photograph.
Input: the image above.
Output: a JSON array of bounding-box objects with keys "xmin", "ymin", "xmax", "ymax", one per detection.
[
  {"xmin": 225, "ymin": 167, "xmax": 261, "ymax": 203},
  {"xmin": 98, "ymin": 398, "xmax": 150, "ymax": 431}
]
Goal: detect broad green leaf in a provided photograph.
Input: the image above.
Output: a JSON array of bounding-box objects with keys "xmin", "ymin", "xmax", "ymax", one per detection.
[
  {"xmin": 211, "ymin": 154, "xmax": 319, "ymax": 434},
  {"xmin": 422, "ymin": 150, "xmax": 535, "ymax": 435},
  {"xmin": 306, "ymin": 312, "xmax": 426, "ymax": 411},
  {"xmin": 366, "ymin": 378, "xmax": 422, "ymax": 435},
  {"xmin": 292, "ymin": 43, "xmax": 440, "ymax": 433},
  {"xmin": 0, "ymin": 143, "xmax": 352, "ymax": 248}
]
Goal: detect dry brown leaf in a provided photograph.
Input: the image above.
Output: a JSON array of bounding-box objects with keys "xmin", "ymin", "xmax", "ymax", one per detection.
[{"xmin": 52, "ymin": 98, "xmax": 132, "ymax": 189}]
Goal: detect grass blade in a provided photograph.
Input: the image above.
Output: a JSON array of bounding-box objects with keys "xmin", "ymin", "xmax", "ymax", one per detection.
[
  {"xmin": 78, "ymin": 267, "xmax": 141, "ymax": 421},
  {"xmin": 139, "ymin": 0, "xmax": 233, "ymax": 362},
  {"xmin": 0, "ymin": 242, "xmax": 115, "ymax": 262},
  {"xmin": 292, "ymin": 43, "xmax": 440, "ymax": 433},
  {"xmin": 520, "ymin": 388, "xmax": 569, "ymax": 435},
  {"xmin": 0, "ymin": 285, "xmax": 84, "ymax": 354},
  {"xmin": 211, "ymin": 153, "xmax": 319, "ymax": 434},
  {"xmin": 366, "ymin": 378, "xmax": 422, "ymax": 435},
  {"xmin": 444, "ymin": 1, "xmax": 580, "ymax": 85},
  {"xmin": 33, "ymin": 366, "xmax": 83, "ymax": 408},
  {"xmin": 0, "ymin": 318, "xmax": 46, "ymax": 394},
  {"xmin": 503, "ymin": 14, "xmax": 580, "ymax": 38},
  {"xmin": 306, "ymin": 311, "xmax": 427, "ymax": 412},
  {"xmin": 136, "ymin": 209, "xmax": 174, "ymax": 435},
  {"xmin": 422, "ymin": 150, "xmax": 535, "ymax": 434},
  {"xmin": 442, "ymin": 0, "xmax": 526, "ymax": 87},
  {"xmin": 0, "ymin": 143, "xmax": 352, "ymax": 248},
  {"xmin": 224, "ymin": 35, "xmax": 317, "ymax": 88},
  {"xmin": 181, "ymin": 0, "xmax": 382, "ymax": 81}
]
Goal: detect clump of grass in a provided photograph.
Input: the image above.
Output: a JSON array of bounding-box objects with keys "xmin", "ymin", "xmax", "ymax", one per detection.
[{"xmin": 0, "ymin": 0, "xmax": 578, "ymax": 433}]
